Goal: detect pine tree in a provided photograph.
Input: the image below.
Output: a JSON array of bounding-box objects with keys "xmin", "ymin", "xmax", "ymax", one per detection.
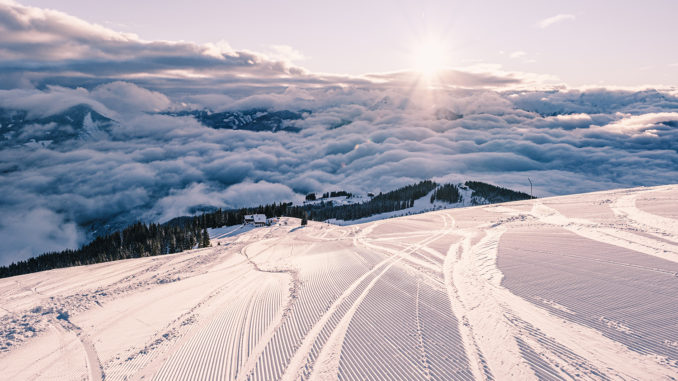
[
  {"xmin": 201, "ymin": 228, "xmax": 211, "ymax": 248},
  {"xmin": 301, "ymin": 212, "xmax": 308, "ymax": 226}
]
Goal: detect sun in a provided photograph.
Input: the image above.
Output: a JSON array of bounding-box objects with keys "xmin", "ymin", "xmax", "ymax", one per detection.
[{"xmin": 412, "ymin": 38, "xmax": 449, "ymax": 77}]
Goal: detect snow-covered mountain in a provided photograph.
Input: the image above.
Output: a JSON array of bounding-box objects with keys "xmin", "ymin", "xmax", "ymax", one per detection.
[
  {"xmin": 303, "ymin": 181, "xmax": 531, "ymax": 225},
  {"xmin": 1, "ymin": 184, "xmax": 677, "ymax": 380},
  {"xmin": 0, "ymin": 104, "xmax": 113, "ymax": 148},
  {"xmin": 165, "ymin": 109, "xmax": 304, "ymax": 132},
  {"xmin": 0, "ymin": 105, "xmax": 303, "ymax": 150}
]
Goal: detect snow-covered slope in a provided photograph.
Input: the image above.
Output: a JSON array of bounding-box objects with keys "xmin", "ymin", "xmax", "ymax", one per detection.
[
  {"xmin": 327, "ymin": 186, "xmax": 477, "ymax": 225},
  {"xmin": 1, "ymin": 185, "xmax": 678, "ymax": 380}
]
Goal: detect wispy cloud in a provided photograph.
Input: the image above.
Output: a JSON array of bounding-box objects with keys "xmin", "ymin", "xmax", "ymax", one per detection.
[
  {"xmin": 510, "ymin": 51, "xmax": 527, "ymax": 59},
  {"xmin": 265, "ymin": 45, "xmax": 307, "ymax": 64},
  {"xmin": 537, "ymin": 14, "xmax": 576, "ymax": 29}
]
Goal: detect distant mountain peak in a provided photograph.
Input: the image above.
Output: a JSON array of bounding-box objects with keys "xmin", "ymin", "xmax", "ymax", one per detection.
[
  {"xmin": 0, "ymin": 103, "xmax": 114, "ymax": 147},
  {"xmin": 165, "ymin": 108, "xmax": 303, "ymax": 133}
]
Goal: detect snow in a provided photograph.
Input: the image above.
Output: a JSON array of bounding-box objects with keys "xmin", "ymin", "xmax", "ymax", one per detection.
[
  {"xmin": 328, "ymin": 188, "xmax": 473, "ymax": 226},
  {"xmin": 208, "ymin": 224, "xmax": 256, "ymax": 240},
  {"xmin": 302, "ymin": 195, "xmax": 368, "ymax": 208},
  {"xmin": 2, "ymin": 185, "xmax": 678, "ymax": 380}
]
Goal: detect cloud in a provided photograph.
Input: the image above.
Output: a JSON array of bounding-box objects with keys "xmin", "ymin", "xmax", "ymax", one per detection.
[
  {"xmin": 0, "ymin": 81, "xmax": 172, "ymax": 119},
  {"xmin": 0, "ymin": 86, "xmax": 110, "ymax": 117},
  {"xmin": 0, "ymin": 1, "xmax": 556, "ymax": 95},
  {"xmin": 140, "ymin": 181, "xmax": 299, "ymax": 223},
  {"xmin": 363, "ymin": 68, "xmax": 545, "ymax": 90},
  {"xmin": 594, "ymin": 112, "xmax": 678, "ymax": 136},
  {"xmin": 510, "ymin": 51, "xmax": 527, "ymax": 59},
  {"xmin": 1, "ymin": 83, "xmax": 678, "ymax": 265},
  {"xmin": 0, "ymin": 1, "xmax": 311, "ymax": 90},
  {"xmin": 90, "ymin": 81, "xmax": 171, "ymax": 114},
  {"xmin": 265, "ymin": 45, "xmax": 306, "ymax": 64},
  {"xmin": 537, "ymin": 14, "xmax": 576, "ymax": 29},
  {"xmin": 1, "ymin": 3, "xmax": 677, "ymax": 265},
  {"xmin": 0, "ymin": 208, "xmax": 84, "ymax": 265}
]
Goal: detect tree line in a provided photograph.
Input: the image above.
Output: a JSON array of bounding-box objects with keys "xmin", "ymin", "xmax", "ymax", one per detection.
[
  {"xmin": 464, "ymin": 181, "xmax": 533, "ymax": 204},
  {"xmin": 0, "ymin": 180, "xmax": 532, "ymax": 278},
  {"xmin": 431, "ymin": 183, "xmax": 462, "ymax": 203},
  {"xmin": 293, "ymin": 180, "xmax": 438, "ymax": 221},
  {"xmin": 0, "ymin": 222, "xmax": 210, "ymax": 278}
]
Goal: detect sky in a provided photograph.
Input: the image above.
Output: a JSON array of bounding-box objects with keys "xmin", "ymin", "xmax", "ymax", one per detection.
[
  {"xmin": 1, "ymin": 0, "xmax": 678, "ymax": 264},
  {"xmin": 16, "ymin": 0, "xmax": 678, "ymax": 86}
]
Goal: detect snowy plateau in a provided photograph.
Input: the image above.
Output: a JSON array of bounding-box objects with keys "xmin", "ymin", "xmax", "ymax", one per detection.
[{"xmin": 1, "ymin": 184, "xmax": 678, "ymax": 380}]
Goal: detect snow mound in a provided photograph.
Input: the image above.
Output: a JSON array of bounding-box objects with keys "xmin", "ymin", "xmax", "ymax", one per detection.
[{"xmin": 1, "ymin": 186, "xmax": 678, "ymax": 380}]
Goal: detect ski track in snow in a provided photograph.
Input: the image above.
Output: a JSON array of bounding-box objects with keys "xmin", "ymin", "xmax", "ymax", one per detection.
[{"xmin": 2, "ymin": 184, "xmax": 678, "ymax": 380}]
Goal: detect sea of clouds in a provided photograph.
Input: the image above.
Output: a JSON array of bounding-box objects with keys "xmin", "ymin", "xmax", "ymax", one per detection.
[{"xmin": 1, "ymin": 1, "xmax": 677, "ymax": 264}]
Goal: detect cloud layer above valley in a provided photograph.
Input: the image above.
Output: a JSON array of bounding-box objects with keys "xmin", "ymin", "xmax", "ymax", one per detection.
[{"xmin": 1, "ymin": 1, "xmax": 677, "ymax": 264}]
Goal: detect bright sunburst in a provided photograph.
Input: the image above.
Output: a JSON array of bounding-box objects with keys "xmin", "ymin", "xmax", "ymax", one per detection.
[{"xmin": 412, "ymin": 38, "xmax": 449, "ymax": 77}]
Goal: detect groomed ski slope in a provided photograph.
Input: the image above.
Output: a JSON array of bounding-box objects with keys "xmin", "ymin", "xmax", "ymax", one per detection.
[{"xmin": 2, "ymin": 184, "xmax": 678, "ymax": 380}]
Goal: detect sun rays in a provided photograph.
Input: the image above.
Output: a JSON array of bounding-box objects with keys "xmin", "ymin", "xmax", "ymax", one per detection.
[{"xmin": 412, "ymin": 38, "xmax": 450, "ymax": 79}]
